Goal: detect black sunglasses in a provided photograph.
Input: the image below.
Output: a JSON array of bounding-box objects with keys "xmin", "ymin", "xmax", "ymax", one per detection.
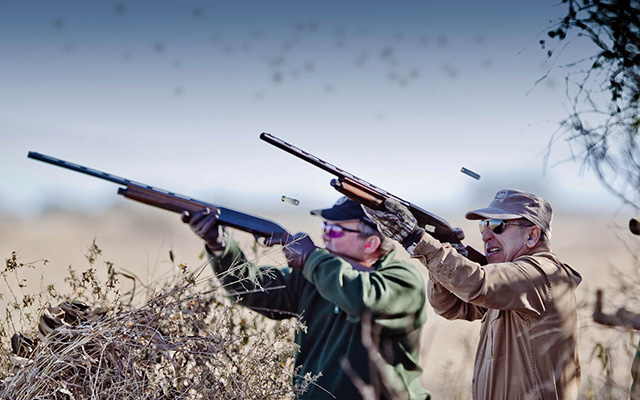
[{"xmin": 479, "ymin": 219, "xmax": 532, "ymax": 235}]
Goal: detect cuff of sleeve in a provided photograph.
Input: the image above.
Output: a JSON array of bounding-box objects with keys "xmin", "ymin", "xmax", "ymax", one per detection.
[
  {"xmin": 403, "ymin": 229, "xmax": 444, "ymax": 260},
  {"xmin": 205, "ymin": 234, "xmax": 236, "ymax": 261},
  {"xmin": 205, "ymin": 245, "xmax": 224, "ymax": 258},
  {"xmin": 402, "ymin": 227, "xmax": 426, "ymax": 256}
]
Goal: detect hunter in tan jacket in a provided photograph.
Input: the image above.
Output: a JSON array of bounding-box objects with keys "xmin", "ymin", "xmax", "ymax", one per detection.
[{"xmin": 364, "ymin": 189, "xmax": 582, "ymax": 400}]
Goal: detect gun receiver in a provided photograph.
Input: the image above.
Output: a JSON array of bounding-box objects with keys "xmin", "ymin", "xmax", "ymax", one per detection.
[
  {"xmin": 27, "ymin": 152, "xmax": 291, "ymax": 245},
  {"xmin": 259, "ymin": 133, "xmax": 486, "ymax": 264}
]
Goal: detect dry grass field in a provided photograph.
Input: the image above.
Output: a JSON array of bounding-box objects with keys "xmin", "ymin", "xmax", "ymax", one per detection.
[{"xmin": 1, "ymin": 204, "xmax": 638, "ymax": 399}]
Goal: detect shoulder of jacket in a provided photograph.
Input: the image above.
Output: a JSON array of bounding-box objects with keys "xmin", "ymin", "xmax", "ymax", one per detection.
[
  {"xmin": 381, "ymin": 258, "xmax": 425, "ymax": 281},
  {"xmin": 516, "ymin": 251, "xmax": 561, "ymax": 266}
]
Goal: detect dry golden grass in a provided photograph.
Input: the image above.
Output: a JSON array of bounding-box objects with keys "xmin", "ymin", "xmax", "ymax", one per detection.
[{"xmin": 0, "ymin": 204, "xmax": 638, "ymax": 399}]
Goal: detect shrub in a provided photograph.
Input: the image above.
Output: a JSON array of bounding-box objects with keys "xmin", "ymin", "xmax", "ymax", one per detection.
[{"xmin": 0, "ymin": 241, "xmax": 315, "ymax": 399}]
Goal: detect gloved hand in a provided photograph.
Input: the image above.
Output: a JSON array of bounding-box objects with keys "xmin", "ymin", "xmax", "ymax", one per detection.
[
  {"xmin": 450, "ymin": 242, "xmax": 469, "ymax": 258},
  {"xmin": 362, "ymin": 199, "xmax": 418, "ymax": 243},
  {"xmin": 182, "ymin": 208, "xmax": 227, "ymax": 252},
  {"xmin": 282, "ymin": 232, "xmax": 317, "ymax": 270}
]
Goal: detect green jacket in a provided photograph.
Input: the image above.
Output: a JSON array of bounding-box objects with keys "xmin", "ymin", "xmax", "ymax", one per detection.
[{"xmin": 210, "ymin": 237, "xmax": 430, "ymax": 400}]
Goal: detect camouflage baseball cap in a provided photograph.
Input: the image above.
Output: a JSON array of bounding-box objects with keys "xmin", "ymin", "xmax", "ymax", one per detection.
[{"xmin": 465, "ymin": 189, "xmax": 553, "ymax": 238}]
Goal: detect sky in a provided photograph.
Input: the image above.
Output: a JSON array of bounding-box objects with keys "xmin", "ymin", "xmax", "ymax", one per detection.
[{"xmin": 0, "ymin": 0, "xmax": 628, "ymax": 221}]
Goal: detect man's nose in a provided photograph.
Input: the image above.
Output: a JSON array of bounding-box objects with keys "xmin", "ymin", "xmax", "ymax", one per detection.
[{"xmin": 482, "ymin": 228, "xmax": 494, "ymax": 242}]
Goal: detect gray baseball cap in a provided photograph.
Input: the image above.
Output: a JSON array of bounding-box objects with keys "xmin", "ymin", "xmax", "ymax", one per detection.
[{"xmin": 465, "ymin": 189, "xmax": 553, "ymax": 238}]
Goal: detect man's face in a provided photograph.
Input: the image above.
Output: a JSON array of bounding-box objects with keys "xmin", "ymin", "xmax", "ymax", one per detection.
[
  {"xmin": 321, "ymin": 220, "xmax": 368, "ymax": 261},
  {"xmin": 481, "ymin": 219, "xmax": 534, "ymax": 264}
]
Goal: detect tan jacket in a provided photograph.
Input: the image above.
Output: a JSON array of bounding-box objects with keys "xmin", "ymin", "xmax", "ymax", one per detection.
[{"xmin": 409, "ymin": 235, "xmax": 581, "ymax": 400}]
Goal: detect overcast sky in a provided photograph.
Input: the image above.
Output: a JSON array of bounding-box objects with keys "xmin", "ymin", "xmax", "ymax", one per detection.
[{"xmin": 0, "ymin": 0, "xmax": 625, "ymax": 220}]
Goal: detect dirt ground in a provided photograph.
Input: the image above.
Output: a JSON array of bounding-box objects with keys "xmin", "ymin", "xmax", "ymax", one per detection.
[{"xmin": 1, "ymin": 204, "xmax": 638, "ymax": 399}]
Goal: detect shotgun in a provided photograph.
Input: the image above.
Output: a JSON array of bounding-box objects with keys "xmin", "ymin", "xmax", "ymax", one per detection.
[
  {"xmin": 27, "ymin": 152, "xmax": 291, "ymax": 245},
  {"xmin": 259, "ymin": 132, "xmax": 486, "ymax": 264}
]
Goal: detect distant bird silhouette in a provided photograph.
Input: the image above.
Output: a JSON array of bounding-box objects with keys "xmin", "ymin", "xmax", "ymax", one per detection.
[
  {"xmin": 41, "ymin": 3, "xmax": 491, "ymax": 106},
  {"xmin": 114, "ymin": 2, "xmax": 126, "ymax": 16},
  {"xmin": 52, "ymin": 18, "xmax": 65, "ymax": 30}
]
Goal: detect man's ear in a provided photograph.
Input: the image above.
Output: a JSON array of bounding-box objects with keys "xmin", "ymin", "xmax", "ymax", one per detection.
[
  {"xmin": 365, "ymin": 236, "xmax": 381, "ymax": 254},
  {"xmin": 525, "ymin": 226, "xmax": 541, "ymax": 248}
]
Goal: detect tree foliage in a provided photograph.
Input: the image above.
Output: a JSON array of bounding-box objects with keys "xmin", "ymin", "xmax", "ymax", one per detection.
[{"xmin": 544, "ymin": 0, "xmax": 640, "ymax": 209}]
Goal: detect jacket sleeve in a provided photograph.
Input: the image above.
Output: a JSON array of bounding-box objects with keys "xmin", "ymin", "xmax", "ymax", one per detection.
[
  {"xmin": 410, "ymin": 233, "xmax": 550, "ymax": 316},
  {"xmin": 208, "ymin": 236, "xmax": 300, "ymax": 319},
  {"xmin": 302, "ymin": 249, "xmax": 426, "ymax": 330},
  {"xmin": 427, "ymin": 276, "xmax": 486, "ymax": 321}
]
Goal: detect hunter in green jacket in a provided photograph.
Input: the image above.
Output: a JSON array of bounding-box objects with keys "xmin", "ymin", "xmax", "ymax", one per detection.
[{"xmin": 185, "ymin": 197, "xmax": 430, "ymax": 400}]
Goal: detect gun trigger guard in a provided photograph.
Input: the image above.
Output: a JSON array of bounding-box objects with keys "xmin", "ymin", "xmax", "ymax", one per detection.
[
  {"xmin": 255, "ymin": 235, "xmax": 286, "ymax": 247},
  {"xmin": 254, "ymin": 235, "xmax": 268, "ymax": 247}
]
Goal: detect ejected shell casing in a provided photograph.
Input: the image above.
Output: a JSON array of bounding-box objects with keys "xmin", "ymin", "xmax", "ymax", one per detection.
[
  {"xmin": 281, "ymin": 195, "xmax": 300, "ymax": 206},
  {"xmin": 461, "ymin": 167, "xmax": 481, "ymax": 180}
]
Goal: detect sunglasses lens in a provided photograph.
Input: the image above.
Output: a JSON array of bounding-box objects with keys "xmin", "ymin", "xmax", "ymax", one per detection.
[
  {"xmin": 328, "ymin": 228, "xmax": 345, "ymax": 238},
  {"xmin": 491, "ymin": 220, "xmax": 505, "ymax": 234},
  {"xmin": 323, "ymin": 223, "xmax": 345, "ymax": 238},
  {"xmin": 479, "ymin": 220, "xmax": 488, "ymax": 233},
  {"xmin": 479, "ymin": 219, "xmax": 506, "ymax": 234}
]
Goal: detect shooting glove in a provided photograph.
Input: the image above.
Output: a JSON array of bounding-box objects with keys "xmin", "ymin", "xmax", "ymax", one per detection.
[
  {"xmin": 362, "ymin": 199, "xmax": 424, "ymax": 246},
  {"xmin": 450, "ymin": 242, "xmax": 469, "ymax": 258},
  {"xmin": 282, "ymin": 232, "xmax": 318, "ymax": 270},
  {"xmin": 182, "ymin": 208, "xmax": 227, "ymax": 252}
]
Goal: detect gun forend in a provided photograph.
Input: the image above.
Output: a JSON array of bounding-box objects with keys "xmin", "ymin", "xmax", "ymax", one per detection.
[
  {"xmin": 28, "ymin": 151, "xmax": 292, "ymax": 246},
  {"xmin": 330, "ymin": 178, "xmax": 385, "ymax": 210},
  {"xmin": 119, "ymin": 185, "xmax": 290, "ymax": 244}
]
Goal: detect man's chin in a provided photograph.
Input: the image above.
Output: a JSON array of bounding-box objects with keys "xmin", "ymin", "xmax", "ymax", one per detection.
[{"xmin": 485, "ymin": 252, "xmax": 502, "ymax": 264}]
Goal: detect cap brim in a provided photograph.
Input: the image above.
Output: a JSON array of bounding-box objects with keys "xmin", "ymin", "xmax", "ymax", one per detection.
[
  {"xmin": 309, "ymin": 208, "xmax": 352, "ymax": 221},
  {"xmin": 309, "ymin": 207, "xmax": 376, "ymax": 226},
  {"xmin": 465, "ymin": 207, "xmax": 522, "ymax": 221}
]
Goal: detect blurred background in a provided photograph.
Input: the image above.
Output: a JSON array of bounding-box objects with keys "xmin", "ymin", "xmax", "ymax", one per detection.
[{"xmin": 0, "ymin": 0, "xmax": 623, "ymax": 218}]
